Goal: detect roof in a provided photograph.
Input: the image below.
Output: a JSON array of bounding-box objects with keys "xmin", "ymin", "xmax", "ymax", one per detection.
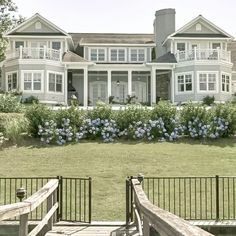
[
  {"xmin": 173, "ymin": 33, "xmax": 228, "ymax": 38},
  {"xmin": 228, "ymin": 41, "xmax": 236, "ymax": 71},
  {"xmin": 63, "ymin": 51, "xmax": 89, "ymax": 63},
  {"xmin": 69, "ymin": 33, "xmax": 155, "ymax": 47},
  {"xmin": 153, "ymin": 52, "xmax": 177, "ymax": 63}
]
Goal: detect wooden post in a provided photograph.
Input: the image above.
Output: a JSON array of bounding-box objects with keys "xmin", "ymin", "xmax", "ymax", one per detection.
[
  {"xmin": 143, "ymin": 215, "xmax": 150, "ymax": 236},
  {"xmin": 43, "ymin": 45, "xmax": 46, "ymax": 59},
  {"xmin": 47, "ymin": 193, "xmax": 53, "ymax": 230},
  {"xmin": 194, "ymin": 47, "xmax": 197, "ymax": 60},
  {"xmin": 19, "ymin": 45, "xmax": 23, "ymax": 59},
  {"xmin": 19, "ymin": 213, "xmax": 28, "ymax": 236}
]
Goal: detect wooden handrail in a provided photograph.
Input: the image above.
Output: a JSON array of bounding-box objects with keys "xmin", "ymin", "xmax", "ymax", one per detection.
[
  {"xmin": 0, "ymin": 179, "xmax": 59, "ymax": 236},
  {"xmin": 131, "ymin": 179, "xmax": 213, "ymax": 236}
]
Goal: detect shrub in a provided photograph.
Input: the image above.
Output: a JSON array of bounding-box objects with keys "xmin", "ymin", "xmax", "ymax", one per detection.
[
  {"xmin": 0, "ymin": 113, "xmax": 28, "ymax": 141},
  {"xmin": 87, "ymin": 103, "xmax": 113, "ymax": 120},
  {"xmin": 203, "ymin": 95, "xmax": 215, "ymax": 106},
  {"xmin": 23, "ymin": 95, "xmax": 39, "ymax": 104},
  {"xmin": 0, "ymin": 94, "xmax": 23, "ymax": 113},
  {"xmin": 25, "ymin": 103, "xmax": 54, "ymax": 137}
]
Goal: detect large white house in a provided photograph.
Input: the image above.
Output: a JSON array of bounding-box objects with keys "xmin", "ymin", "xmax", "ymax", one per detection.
[{"xmin": 1, "ymin": 9, "xmax": 236, "ymax": 106}]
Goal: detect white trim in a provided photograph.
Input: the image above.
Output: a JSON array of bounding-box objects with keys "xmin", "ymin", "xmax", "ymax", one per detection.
[
  {"xmin": 175, "ymin": 71, "xmax": 194, "ymax": 95},
  {"xmin": 196, "ymin": 71, "xmax": 218, "ymax": 93},
  {"xmin": 21, "ymin": 70, "xmax": 44, "ymax": 93},
  {"xmin": 5, "ymin": 71, "xmax": 18, "ymax": 91},
  {"xmin": 108, "ymin": 47, "xmax": 126, "ymax": 63},
  {"xmin": 88, "ymin": 47, "xmax": 107, "ymax": 62},
  {"xmin": 129, "ymin": 48, "xmax": 146, "ymax": 63},
  {"xmin": 80, "ymin": 43, "xmax": 155, "ymax": 47},
  {"xmin": 46, "ymin": 70, "xmax": 64, "ymax": 94},
  {"xmin": 221, "ymin": 71, "xmax": 231, "ymax": 93}
]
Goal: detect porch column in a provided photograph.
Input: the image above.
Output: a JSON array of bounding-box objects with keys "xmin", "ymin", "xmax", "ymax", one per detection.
[
  {"xmin": 107, "ymin": 70, "xmax": 111, "ymax": 98},
  {"xmin": 128, "ymin": 70, "xmax": 132, "ymax": 95},
  {"xmin": 171, "ymin": 69, "xmax": 175, "ymax": 103},
  {"xmin": 64, "ymin": 67, "xmax": 68, "ymax": 105},
  {"xmin": 151, "ymin": 67, "xmax": 156, "ymax": 105},
  {"xmin": 83, "ymin": 67, "xmax": 88, "ymax": 107}
]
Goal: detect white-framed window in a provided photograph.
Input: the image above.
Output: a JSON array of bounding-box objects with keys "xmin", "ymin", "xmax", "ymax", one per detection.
[
  {"xmin": 130, "ymin": 48, "xmax": 145, "ymax": 62},
  {"xmin": 22, "ymin": 71, "xmax": 43, "ymax": 92},
  {"xmin": 52, "ymin": 41, "xmax": 61, "ymax": 50},
  {"xmin": 176, "ymin": 42, "xmax": 186, "ymax": 51},
  {"xmin": 221, "ymin": 73, "xmax": 230, "ymax": 92},
  {"xmin": 6, "ymin": 71, "xmax": 18, "ymax": 91},
  {"xmin": 109, "ymin": 48, "xmax": 126, "ymax": 62},
  {"xmin": 15, "ymin": 41, "xmax": 24, "ymax": 49},
  {"xmin": 197, "ymin": 72, "xmax": 218, "ymax": 93},
  {"xmin": 212, "ymin": 43, "xmax": 221, "ymax": 49},
  {"xmin": 176, "ymin": 72, "xmax": 193, "ymax": 93},
  {"xmin": 47, "ymin": 71, "xmax": 63, "ymax": 93},
  {"xmin": 89, "ymin": 48, "xmax": 106, "ymax": 62}
]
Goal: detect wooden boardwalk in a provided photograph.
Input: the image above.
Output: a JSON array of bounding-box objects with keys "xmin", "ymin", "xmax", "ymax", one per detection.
[{"xmin": 45, "ymin": 222, "xmax": 139, "ymax": 236}]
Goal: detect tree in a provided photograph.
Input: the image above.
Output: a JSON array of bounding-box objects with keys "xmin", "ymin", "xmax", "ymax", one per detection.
[{"xmin": 0, "ymin": 0, "xmax": 24, "ymax": 61}]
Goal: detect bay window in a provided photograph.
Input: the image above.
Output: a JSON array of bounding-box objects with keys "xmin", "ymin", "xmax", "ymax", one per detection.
[
  {"xmin": 177, "ymin": 73, "xmax": 193, "ymax": 93},
  {"xmin": 7, "ymin": 72, "xmax": 17, "ymax": 91},
  {"xmin": 222, "ymin": 73, "xmax": 230, "ymax": 92},
  {"xmin": 48, "ymin": 72, "xmax": 63, "ymax": 93},
  {"xmin": 23, "ymin": 71, "xmax": 43, "ymax": 92},
  {"xmin": 198, "ymin": 72, "xmax": 217, "ymax": 92}
]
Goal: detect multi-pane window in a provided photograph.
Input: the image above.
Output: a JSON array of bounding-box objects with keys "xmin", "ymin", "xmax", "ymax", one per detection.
[
  {"xmin": 52, "ymin": 42, "xmax": 61, "ymax": 50},
  {"xmin": 222, "ymin": 74, "xmax": 230, "ymax": 92},
  {"xmin": 23, "ymin": 72, "xmax": 42, "ymax": 91},
  {"xmin": 212, "ymin": 43, "xmax": 221, "ymax": 49},
  {"xmin": 130, "ymin": 49, "xmax": 145, "ymax": 62},
  {"xmin": 177, "ymin": 43, "xmax": 185, "ymax": 51},
  {"xmin": 49, "ymin": 73, "xmax": 63, "ymax": 93},
  {"xmin": 198, "ymin": 73, "xmax": 217, "ymax": 92},
  {"xmin": 110, "ymin": 49, "xmax": 125, "ymax": 62},
  {"xmin": 15, "ymin": 41, "xmax": 24, "ymax": 49},
  {"xmin": 7, "ymin": 72, "xmax": 17, "ymax": 91},
  {"xmin": 90, "ymin": 49, "xmax": 105, "ymax": 61},
  {"xmin": 177, "ymin": 74, "xmax": 193, "ymax": 92}
]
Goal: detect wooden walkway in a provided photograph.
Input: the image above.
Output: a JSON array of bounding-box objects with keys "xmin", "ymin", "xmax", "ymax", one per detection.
[{"xmin": 45, "ymin": 222, "xmax": 139, "ymax": 236}]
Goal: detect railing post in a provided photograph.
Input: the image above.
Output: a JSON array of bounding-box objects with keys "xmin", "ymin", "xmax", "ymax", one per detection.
[
  {"xmin": 19, "ymin": 45, "xmax": 23, "ymax": 59},
  {"xmin": 143, "ymin": 215, "xmax": 150, "ymax": 236},
  {"xmin": 89, "ymin": 177, "xmax": 92, "ymax": 223},
  {"xmin": 194, "ymin": 47, "xmax": 197, "ymax": 60},
  {"xmin": 126, "ymin": 178, "xmax": 130, "ymax": 226},
  {"xmin": 43, "ymin": 45, "xmax": 46, "ymax": 59},
  {"xmin": 228, "ymin": 51, "xmax": 231, "ymax": 62},
  {"xmin": 215, "ymin": 175, "xmax": 220, "ymax": 221},
  {"xmin": 47, "ymin": 193, "xmax": 53, "ymax": 231},
  {"xmin": 57, "ymin": 176, "xmax": 62, "ymax": 221},
  {"xmin": 19, "ymin": 213, "xmax": 28, "ymax": 236},
  {"xmin": 217, "ymin": 48, "xmax": 220, "ymax": 61},
  {"xmin": 59, "ymin": 49, "xmax": 62, "ymax": 62},
  {"xmin": 176, "ymin": 50, "xmax": 180, "ymax": 62}
]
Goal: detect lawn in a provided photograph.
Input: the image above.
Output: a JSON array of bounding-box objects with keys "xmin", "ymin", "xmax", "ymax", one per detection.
[{"xmin": 0, "ymin": 138, "xmax": 236, "ymax": 220}]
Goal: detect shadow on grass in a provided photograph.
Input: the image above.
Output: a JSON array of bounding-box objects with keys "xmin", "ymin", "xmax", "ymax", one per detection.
[{"xmin": 1, "ymin": 136, "xmax": 236, "ymax": 150}]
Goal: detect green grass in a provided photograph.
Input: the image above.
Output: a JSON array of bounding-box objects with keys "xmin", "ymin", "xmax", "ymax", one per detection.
[{"xmin": 1, "ymin": 138, "xmax": 236, "ymax": 220}]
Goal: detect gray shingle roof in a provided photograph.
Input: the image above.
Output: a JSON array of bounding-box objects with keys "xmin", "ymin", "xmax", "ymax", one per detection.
[
  {"xmin": 62, "ymin": 51, "xmax": 89, "ymax": 63},
  {"xmin": 153, "ymin": 52, "xmax": 177, "ymax": 63},
  {"xmin": 228, "ymin": 41, "xmax": 236, "ymax": 71},
  {"xmin": 173, "ymin": 33, "xmax": 228, "ymax": 38},
  {"xmin": 69, "ymin": 33, "xmax": 155, "ymax": 47}
]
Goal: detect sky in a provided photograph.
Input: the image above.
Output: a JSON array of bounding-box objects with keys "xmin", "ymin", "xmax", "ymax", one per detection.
[{"xmin": 13, "ymin": 0, "xmax": 236, "ymax": 37}]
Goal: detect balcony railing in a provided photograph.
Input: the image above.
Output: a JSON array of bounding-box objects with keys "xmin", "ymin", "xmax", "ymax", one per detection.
[
  {"xmin": 175, "ymin": 48, "xmax": 231, "ymax": 63},
  {"xmin": 5, "ymin": 46, "xmax": 61, "ymax": 61}
]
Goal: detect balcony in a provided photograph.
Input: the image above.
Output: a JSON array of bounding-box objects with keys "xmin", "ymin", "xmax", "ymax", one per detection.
[
  {"xmin": 175, "ymin": 48, "xmax": 231, "ymax": 63},
  {"xmin": 5, "ymin": 46, "xmax": 61, "ymax": 61}
]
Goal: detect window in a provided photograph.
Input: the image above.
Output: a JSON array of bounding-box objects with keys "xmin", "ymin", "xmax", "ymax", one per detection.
[
  {"xmin": 90, "ymin": 48, "xmax": 105, "ymax": 61},
  {"xmin": 48, "ymin": 72, "xmax": 63, "ymax": 93},
  {"xmin": 15, "ymin": 41, "xmax": 24, "ymax": 49},
  {"xmin": 212, "ymin": 43, "xmax": 221, "ymax": 49},
  {"xmin": 198, "ymin": 72, "xmax": 217, "ymax": 92},
  {"xmin": 177, "ymin": 73, "xmax": 193, "ymax": 93},
  {"xmin": 23, "ymin": 71, "xmax": 42, "ymax": 92},
  {"xmin": 52, "ymin": 42, "xmax": 61, "ymax": 50},
  {"xmin": 222, "ymin": 74, "xmax": 230, "ymax": 92},
  {"xmin": 7, "ymin": 72, "xmax": 17, "ymax": 91},
  {"xmin": 110, "ymin": 49, "xmax": 125, "ymax": 62},
  {"xmin": 177, "ymin": 43, "xmax": 185, "ymax": 51},
  {"xmin": 130, "ymin": 49, "xmax": 145, "ymax": 62}
]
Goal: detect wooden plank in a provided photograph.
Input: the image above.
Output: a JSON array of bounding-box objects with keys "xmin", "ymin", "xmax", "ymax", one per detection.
[{"xmin": 19, "ymin": 213, "xmax": 28, "ymax": 236}]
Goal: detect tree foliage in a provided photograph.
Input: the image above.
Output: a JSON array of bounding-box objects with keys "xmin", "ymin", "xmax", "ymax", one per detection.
[{"xmin": 0, "ymin": 0, "xmax": 24, "ymax": 61}]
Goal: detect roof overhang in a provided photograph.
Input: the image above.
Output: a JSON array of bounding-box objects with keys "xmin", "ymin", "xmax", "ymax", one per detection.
[{"xmin": 79, "ymin": 43, "xmax": 156, "ymax": 47}]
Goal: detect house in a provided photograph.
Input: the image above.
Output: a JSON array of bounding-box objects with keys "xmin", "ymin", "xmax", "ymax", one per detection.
[{"xmin": 1, "ymin": 8, "xmax": 235, "ymax": 106}]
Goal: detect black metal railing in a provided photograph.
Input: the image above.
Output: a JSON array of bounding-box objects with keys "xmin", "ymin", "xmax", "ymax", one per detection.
[
  {"xmin": 126, "ymin": 175, "xmax": 236, "ymax": 223},
  {"xmin": 0, "ymin": 176, "xmax": 92, "ymax": 223}
]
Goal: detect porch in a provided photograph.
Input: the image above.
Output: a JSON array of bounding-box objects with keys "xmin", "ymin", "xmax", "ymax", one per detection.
[{"xmin": 67, "ymin": 67, "xmax": 173, "ymax": 106}]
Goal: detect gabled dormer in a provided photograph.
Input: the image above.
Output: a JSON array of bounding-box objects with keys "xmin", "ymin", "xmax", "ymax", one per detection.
[{"xmin": 4, "ymin": 13, "xmax": 73, "ymax": 61}]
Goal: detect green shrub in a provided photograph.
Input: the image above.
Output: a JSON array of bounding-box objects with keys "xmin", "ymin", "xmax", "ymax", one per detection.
[
  {"xmin": 0, "ymin": 94, "xmax": 23, "ymax": 113},
  {"xmin": 0, "ymin": 113, "xmax": 28, "ymax": 141},
  {"xmin": 23, "ymin": 95, "xmax": 39, "ymax": 104},
  {"xmin": 202, "ymin": 95, "xmax": 215, "ymax": 106},
  {"xmin": 25, "ymin": 103, "xmax": 54, "ymax": 137},
  {"xmin": 87, "ymin": 103, "xmax": 113, "ymax": 120}
]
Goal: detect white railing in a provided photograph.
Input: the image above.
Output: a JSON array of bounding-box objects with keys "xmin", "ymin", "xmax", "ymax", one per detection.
[
  {"xmin": 5, "ymin": 46, "xmax": 61, "ymax": 61},
  {"xmin": 0, "ymin": 179, "xmax": 59, "ymax": 236},
  {"xmin": 175, "ymin": 48, "xmax": 231, "ymax": 63}
]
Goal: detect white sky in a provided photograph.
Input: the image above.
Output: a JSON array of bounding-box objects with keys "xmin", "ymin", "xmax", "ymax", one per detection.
[{"xmin": 13, "ymin": 0, "xmax": 236, "ymax": 38}]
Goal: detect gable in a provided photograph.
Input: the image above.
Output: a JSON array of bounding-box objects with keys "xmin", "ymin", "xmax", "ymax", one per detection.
[
  {"xmin": 6, "ymin": 13, "xmax": 69, "ymax": 36},
  {"xmin": 171, "ymin": 15, "xmax": 233, "ymax": 39}
]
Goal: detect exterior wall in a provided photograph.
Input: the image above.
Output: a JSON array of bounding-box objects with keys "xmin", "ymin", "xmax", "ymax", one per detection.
[
  {"xmin": 174, "ymin": 64, "xmax": 232, "ymax": 103},
  {"xmin": 185, "ymin": 24, "xmax": 217, "ymax": 34}
]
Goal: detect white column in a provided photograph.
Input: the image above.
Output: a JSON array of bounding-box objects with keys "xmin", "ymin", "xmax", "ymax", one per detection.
[
  {"xmin": 64, "ymin": 67, "xmax": 68, "ymax": 105},
  {"xmin": 151, "ymin": 67, "xmax": 156, "ymax": 105},
  {"xmin": 83, "ymin": 67, "xmax": 88, "ymax": 107},
  {"xmin": 19, "ymin": 45, "xmax": 23, "ymax": 59},
  {"xmin": 171, "ymin": 69, "xmax": 175, "ymax": 104},
  {"xmin": 128, "ymin": 70, "xmax": 132, "ymax": 95},
  {"xmin": 107, "ymin": 70, "xmax": 111, "ymax": 98}
]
